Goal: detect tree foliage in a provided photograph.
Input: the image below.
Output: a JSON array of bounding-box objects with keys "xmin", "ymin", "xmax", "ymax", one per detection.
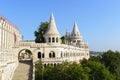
[
  {"xmin": 101, "ymin": 50, "xmax": 120, "ymax": 80},
  {"xmin": 34, "ymin": 22, "xmax": 48, "ymax": 43},
  {"xmin": 82, "ymin": 61, "xmax": 114, "ymax": 80},
  {"xmin": 25, "ymin": 49, "xmax": 32, "ymax": 55},
  {"xmin": 35, "ymin": 59, "xmax": 114, "ymax": 80},
  {"xmin": 34, "ymin": 22, "xmax": 66, "ymax": 44},
  {"xmin": 61, "ymin": 36, "xmax": 66, "ymax": 44}
]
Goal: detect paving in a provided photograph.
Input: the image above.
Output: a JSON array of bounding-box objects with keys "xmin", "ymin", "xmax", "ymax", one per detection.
[{"xmin": 12, "ymin": 60, "xmax": 33, "ymax": 80}]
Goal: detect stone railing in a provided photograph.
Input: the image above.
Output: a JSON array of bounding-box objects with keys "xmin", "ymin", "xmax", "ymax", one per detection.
[
  {"xmin": 0, "ymin": 49, "xmax": 18, "ymax": 80},
  {"xmin": 15, "ymin": 41, "xmax": 47, "ymax": 48},
  {"xmin": 41, "ymin": 58, "xmax": 64, "ymax": 62}
]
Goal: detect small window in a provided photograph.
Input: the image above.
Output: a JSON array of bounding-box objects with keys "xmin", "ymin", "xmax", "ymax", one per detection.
[
  {"xmin": 42, "ymin": 53, "xmax": 44, "ymax": 58},
  {"xmin": 38, "ymin": 52, "xmax": 41, "ymax": 58},
  {"xmin": 52, "ymin": 37, "xmax": 55, "ymax": 42},
  {"xmin": 53, "ymin": 52, "xmax": 55, "ymax": 57},
  {"xmin": 49, "ymin": 51, "xmax": 55, "ymax": 58},
  {"xmin": 49, "ymin": 53, "xmax": 52, "ymax": 58}
]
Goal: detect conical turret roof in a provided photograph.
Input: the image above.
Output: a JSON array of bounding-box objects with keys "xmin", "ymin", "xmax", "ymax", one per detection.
[
  {"xmin": 45, "ymin": 13, "xmax": 60, "ymax": 35},
  {"xmin": 71, "ymin": 21, "xmax": 80, "ymax": 37}
]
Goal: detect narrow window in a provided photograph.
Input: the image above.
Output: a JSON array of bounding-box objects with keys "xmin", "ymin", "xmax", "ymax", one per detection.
[
  {"xmin": 53, "ymin": 52, "xmax": 55, "ymax": 57},
  {"xmin": 49, "ymin": 53, "xmax": 52, "ymax": 58},
  {"xmin": 38, "ymin": 52, "xmax": 41, "ymax": 58},
  {"xmin": 42, "ymin": 53, "xmax": 44, "ymax": 58},
  {"xmin": 52, "ymin": 37, "xmax": 55, "ymax": 43}
]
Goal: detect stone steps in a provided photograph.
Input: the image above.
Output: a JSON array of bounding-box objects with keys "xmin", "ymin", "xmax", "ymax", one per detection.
[{"xmin": 12, "ymin": 60, "xmax": 33, "ymax": 80}]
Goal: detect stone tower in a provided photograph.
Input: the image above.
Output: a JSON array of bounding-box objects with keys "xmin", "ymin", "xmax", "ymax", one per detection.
[
  {"xmin": 44, "ymin": 13, "xmax": 61, "ymax": 45},
  {"xmin": 65, "ymin": 29, "xmax": 70, "ymax": 45}
]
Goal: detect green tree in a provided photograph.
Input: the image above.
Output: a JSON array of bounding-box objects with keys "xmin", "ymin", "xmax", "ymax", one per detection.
[
  {"xmin": 101, "ymin": 50, "xmax": 120, "ymax": 80},
  {"xmin": 82, "ymin": 61, "xmax": 114, "ymax": 80},
  {"xmin": 25, "ymin": 49, "xmax": 32, "ymax": 55},
  {"xmin": 61, "ymin": 36, "xmax": 66, "ymax": 44},
  {"xmin": 35, "ymin": 60, "xmax": 43, "ymax": 80},
  {"xmin": 34, "ymin": 22, "xmax": 48, "ymax": 43},
  {"xmin": 65, "ymin": 62, "xmax": 89, "ymax": 80},
  {"xmin": 89, "ymin": 56, "xmax": 101, "ymax": 62}
]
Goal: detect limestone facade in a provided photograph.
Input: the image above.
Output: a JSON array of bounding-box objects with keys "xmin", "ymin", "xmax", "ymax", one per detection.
[
  {"xmin": 14, "ymin": 14, "xmax": 89, "ymax": 66},
  {"xmin": 0, "ymin": 16, "xmax": 22, "ymax": 80}
]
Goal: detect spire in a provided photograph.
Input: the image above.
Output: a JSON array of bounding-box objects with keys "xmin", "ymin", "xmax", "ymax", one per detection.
[
  {"xmin": 65, "ymin": 28, "xmax": 70, "ymax": 38},
  {"xmin": 71, "ymin": 21, "xmax": 80, "ymax": 37},
  {"xmin": 45, "ymin": 13, "xmax": 60, "ymax": 35}
]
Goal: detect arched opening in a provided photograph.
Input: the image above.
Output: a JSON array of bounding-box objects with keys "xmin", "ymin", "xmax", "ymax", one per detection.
[
  {"xmin": 18, "ymin": 49, "xmax": 33, "ymax": 61},
  {"xmin": 42, "ymin": 53, "xmax": 44, "ymax": 58},
  {"xmin": 54, "ymin": 63, "xmax": 56, "ymax": 67},
  {"xmin": 51, "ymin": 64, "xmax": 53, "ymax": 66},
  {"xmin": 49, "ymin": 53, "xmax": 52, "ymax": 58},
  {"xmin": 18, "ymin": 49, "xmax": 33, "ymax": 79},
  {"xmin": 44, "ymin": 64, "xmax": 46, "ymax": 67},
  {"xmin": 38, "ymin": 52, "xmax": 41, "ymax": 58},
  {"xmin": 53, "ymin": 52, "xmax": 55, "ymax": 57},
  {"xmin": 52, "ymin": 37, "xmax": 55, "ymax": 43},
  {"xmin": 49, "ymin": 51, "xmax": 55, "ymax": 58}
]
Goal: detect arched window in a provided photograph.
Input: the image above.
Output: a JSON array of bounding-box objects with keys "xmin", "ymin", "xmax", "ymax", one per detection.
[
  {"xmin": 49, "ymin": 53, "xmax": 52, "ymax": 58},
  {"xmin": 48, "ymin": 37, "xmax": 51, "ymax": 43},
  {"xmin": 53, "ymin": 52, "xmax": 55, "ymax": 57},
  {"xmin": 38, "ymin": 52, "xmax": 41, "ymax": 58},
  {"xmin": 52, "ymin": 37, "xmax": 55, "ymax": 43},
  {"xmin": 54, "ymin": 63, "xmax": 56, "ymax": 67},
  {"xmin": 49, "ymin": 51, "xmax": 55, "ymax": 58},
  {"xmin": 42, "ymin": 53, "xmax": 44, "ymax": 58},
  {"xmin": 44, "ymin": 64, "xmax": 46, "ymax": 67}
]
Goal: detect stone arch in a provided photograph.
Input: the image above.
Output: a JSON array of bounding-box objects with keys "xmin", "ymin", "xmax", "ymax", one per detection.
[{"xmin": 18, "ymin": 48, "xmax": 33, "ymax": 61}]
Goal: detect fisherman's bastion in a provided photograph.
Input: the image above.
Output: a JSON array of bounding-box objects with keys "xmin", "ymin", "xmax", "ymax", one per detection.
[{"xmin": 0, "ymin": 14, "xmax": 89, "ymax": 80}]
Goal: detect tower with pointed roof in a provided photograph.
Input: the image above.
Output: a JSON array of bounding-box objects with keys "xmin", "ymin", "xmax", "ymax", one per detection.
[
  {"xmin": 65, "ymin": 29, "xmax": 70, "ymax": 45},
  {"xmin": 44, "ymin": 13, "xmax": 61, "ymax": 44},
  {"xmin": 70, "ymin": 22, "xmax": 83, "ymax": 46}
]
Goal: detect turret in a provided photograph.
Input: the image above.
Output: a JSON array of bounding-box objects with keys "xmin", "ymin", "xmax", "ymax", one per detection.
[
  {"xmin": 44, "ymin": 13, "xmax": 61, "ymax": 44},
  {"xmin": 70, "ymin": 21, "xmax": 82, "ymax": 46},
  {"xmin": 65, "ymin": 29, "xmax": 70, "ymax": 45}
]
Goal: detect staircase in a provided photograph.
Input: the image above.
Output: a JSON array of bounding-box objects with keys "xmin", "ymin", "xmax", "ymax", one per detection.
[{"xmin": 12, "ymin": 60, "xmax": 33, "ymax": 80}]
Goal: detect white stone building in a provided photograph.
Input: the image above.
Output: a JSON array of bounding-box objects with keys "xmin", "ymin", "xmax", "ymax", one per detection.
[
  {"xmin": 0, "ymin": 14, "xmax": 89, "ymax": 80},
  {"xmin": 0, "ymin": 16, "xmax": 22, "ymax": 80},
  {"xmin": 33, "ymin": 14, "xmax": 89, "ymax": 66}
]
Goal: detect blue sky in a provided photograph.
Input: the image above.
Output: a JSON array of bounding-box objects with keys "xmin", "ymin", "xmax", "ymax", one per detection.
[{"xmin": 0, "ymin": 0, "xmax": 120, "ymax": 51}]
